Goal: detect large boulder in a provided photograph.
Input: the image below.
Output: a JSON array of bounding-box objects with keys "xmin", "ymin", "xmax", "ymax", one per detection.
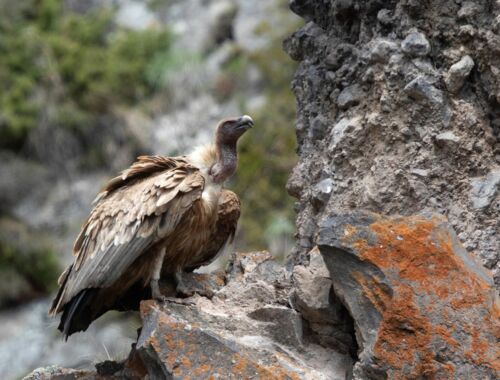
[{"xmin": 317, "ymin": 212, "xmax": 499, "ymax": 379}]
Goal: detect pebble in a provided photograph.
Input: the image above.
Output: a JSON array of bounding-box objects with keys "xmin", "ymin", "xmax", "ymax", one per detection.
[
  {"xmin": 445, "ymin": 55, "xmax": 474, "ymax": 93},
  {"xmin": 401, "ymin": 31, "xmax": 431, "ymax": 57},
  {"xmin": 404, "ymin": 76, "xmax": 443, "ymax": 105}
]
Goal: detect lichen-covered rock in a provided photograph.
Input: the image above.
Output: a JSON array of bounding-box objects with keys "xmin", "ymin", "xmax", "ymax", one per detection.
[
  {"xmin": 25, "ymin": 252, "xmax": 354, "ymax": 379},
  {"xmin": 285, "ymin": 0, "xmax": 500, "ymax": 287},
  {"xmin": 23, "ymin": 366, "xmax": 91, "ymax": 380},
  {"xmin": 317, "ymin": 212, "xmax": 500, "ymax": 379}
]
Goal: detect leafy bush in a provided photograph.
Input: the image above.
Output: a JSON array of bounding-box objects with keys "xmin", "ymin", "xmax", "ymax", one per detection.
[
  {"xmin": 0, "ymin": 0, "xmax": 171, "ymax": 150},
  {"xmin": 0, "ymin": 218, "xmax": 60, "ymax": 306}
]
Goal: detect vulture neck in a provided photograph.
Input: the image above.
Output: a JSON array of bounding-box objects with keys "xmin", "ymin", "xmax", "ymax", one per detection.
[{"xmin": 211, "ymin": 138, "xmax": 237, "ymax": 184}]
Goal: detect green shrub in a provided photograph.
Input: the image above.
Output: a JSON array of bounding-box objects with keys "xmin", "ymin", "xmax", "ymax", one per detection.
[
  {"xmin": 0, "ymin": 218, "xmax": 60, "ymax": 306},
  {"xmin": 227, "ymin": 17, "xmax": 300, "ymax": 250},
  {"xmin": 0, "ymin": 0, "xmax": 171, "ymax": 150}
]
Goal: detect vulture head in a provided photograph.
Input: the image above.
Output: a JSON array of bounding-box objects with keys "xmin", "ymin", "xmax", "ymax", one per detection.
[
  {"xmin": 211, "ymin": 115, "xmax": 253, "ymax": 183},
  {"xmin": 216, "ymin": 115, "xmax": 254, "ymax": 144}
]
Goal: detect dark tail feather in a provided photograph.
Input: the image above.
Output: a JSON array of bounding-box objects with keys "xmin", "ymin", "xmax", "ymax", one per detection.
[{"xmin": 58, "ymin": 289, "xmax": 98, "ymax": 340}]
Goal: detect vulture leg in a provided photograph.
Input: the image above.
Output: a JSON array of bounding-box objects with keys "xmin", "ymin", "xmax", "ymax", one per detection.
[
  {"xmin": 174, "ymin": 271, "xmax": 193, "ymax": 297},
  {"xmin": 150, "ymin": 247, "xmax": 166, "ymax": 300}
]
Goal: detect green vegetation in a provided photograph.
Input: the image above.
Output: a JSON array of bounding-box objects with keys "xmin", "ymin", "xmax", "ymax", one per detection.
[
  {"xmin": 0, "ymin": 0, "xmax": 299, "ymax": 257},
  {"xmin": 0, "ymin": 0, "xmax": 171, "ymax": 150},
  {"xmin": 0, "ymin": 218, "xmax": 60, "ymax": 306},
  {"xmin": 226, "ymin": 17, "xmax": 299, "ymax": 250}
]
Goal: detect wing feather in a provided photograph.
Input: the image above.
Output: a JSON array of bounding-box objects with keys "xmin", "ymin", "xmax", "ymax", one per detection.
[
  {"xmin": 186, "ymin": 189, "xmax": 241, "ymax": 271},
  {"xmin": 50, "ymin": 157, "xmax": 204, "ymax": 314}
]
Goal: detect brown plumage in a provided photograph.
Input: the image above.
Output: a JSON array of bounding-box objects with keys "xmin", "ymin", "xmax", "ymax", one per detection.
[{"xmin": 50, "ymin": 115, "xmax": 253, "ymax": 338}]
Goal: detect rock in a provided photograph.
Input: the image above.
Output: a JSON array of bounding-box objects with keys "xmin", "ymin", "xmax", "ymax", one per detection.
[
  {"xmin": 176, "ymin": 270, "xmax": 226, "ymax": 298},
  {"xmin": 317, "ymin": 212, "xmax": 500, "ymax": 379},
  {"xmin": 377, "ymin": 9, "xmax": 393, "ymax": 25},
  {"xmin": 309, "ymin": 114, "xmax": 329, "ymax": 141},
  {"xmin": 337, "ymin": 85, "xmax": 363, "ymax": 109},
  {"xmin": 25, "ymin": 252, "xmax": 355, "ymax": 379},
  {"xmin": 445, "ymin": 55, "xmax": 475, "ymax": 93},
  {"xmin": 368, "ymin": 38, "xmax": 399, "ymax": 63},
  {"xmin": 287, "ymin": 0, "xmax": 500, "ymax": 279},
  {"xmin": 292, "ymin": 247, "xmax": 357, "ymax": 355},
  {"xmin": 329, "ymin": 116, "xmax": 363, "ymax": 151},
  {"xmin": 435, "ymin": 131, "xmax": 461, "ymax": 146},
  {"xmin": 469, "ymin": 170, "xmax": 500, "ymax": 209},
  {"xmin": 325, "ymin": 43, "xmax": 358, "ymax": 70},
  {"xmin": 135, "ymin": 300, "xmax": 302, "ymax": 379},
  {"xmin": 311, "ymin": 178, "xmax": 334, "ymax": 208},
  {"xmin": 292, "ymin": 248, "xmax": 333, "ymax": 321},
  {"xmin": 23, "ymin": 366, "xmax": 90, "ymax": 380},
  {"xmin": 410, "ymin": 168, "xmax": 429, "ymax": 177},
  {"xmin": 401, "ymin": 31, "xmax": 431, "ymax": 57},
  {"xmin": 206, "ymin": 1, "xmax": 238, "ymax": 51},
  {"xmin": 0, "ymin": 152, "xmax": 49, "ymax": 214},
  {"xmin": 0, "ymin": 218, "xmax": 59, "ymax": 307},
  {"xmin": 115, "ymin": 1, "xmax": 158, "ymax": 30},
  {"xmin": 458, "ymin": 1, "xmax": 481, "ymax": 19},
  {"xmin": 3, "ymin": 298, "xmax": 137, "ymax": 380},
  {"xmin": 404, "ymin": 76, "xmax": 444, "ymax": 105}
]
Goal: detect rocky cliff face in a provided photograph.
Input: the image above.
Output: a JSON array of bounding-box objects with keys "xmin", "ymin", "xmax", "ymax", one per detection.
[{"xmin": 284, "ymin": 0, "xmax": 499, "ymax": 286}]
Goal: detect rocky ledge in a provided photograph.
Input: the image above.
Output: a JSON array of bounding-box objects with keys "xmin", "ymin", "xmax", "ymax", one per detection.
[{"xmin": 25, "ymin": 213, "xmax": 499, "ymax": 379}]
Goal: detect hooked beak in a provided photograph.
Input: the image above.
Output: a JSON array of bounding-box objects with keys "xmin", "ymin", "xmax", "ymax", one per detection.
[{"xmin": 235, "ymin": 115, "xmax": 254, "ymax": 130}]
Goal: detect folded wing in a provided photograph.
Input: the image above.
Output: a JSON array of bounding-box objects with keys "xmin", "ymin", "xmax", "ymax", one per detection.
[{"xmin": 50, "ymin": 156, "xmax": 204, "ymax": 315}]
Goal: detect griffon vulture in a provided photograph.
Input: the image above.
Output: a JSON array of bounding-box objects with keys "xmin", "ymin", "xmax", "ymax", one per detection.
[{"xmin": 49, "ymin": 115, "xmax": 253, "ymax": 339}]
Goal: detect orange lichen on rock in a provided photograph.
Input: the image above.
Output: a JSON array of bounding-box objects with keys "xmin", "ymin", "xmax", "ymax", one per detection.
[
  {"xmin": 342, "ymin": 216, "xmax": 500, "ymax": 378},
  {"xmin": 351, "ymin": 271, "xmax": 390, "ymax": 314},
  {"xmin": 136, "ymin": 300, "xmax": 301, "ymax": 379}
]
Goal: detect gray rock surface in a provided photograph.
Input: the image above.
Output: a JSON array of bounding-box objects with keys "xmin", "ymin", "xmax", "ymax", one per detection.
[
  {"xmin": 337, "ymin": 85, "xmax": 364, "ymax": 110},
  {"xmin": 317, "ymin": 212, "xmax": 499, "ymax": 379},
  {"xmin": 285, "ymin": 0, "xmax": 500, "ymax": 287},
  {"xmin": 24, "ymin": 252, "xmax": 355, "ymax": 380},
  {"xmin": 23, "ymin": 224, "xmax": 500, "ymax": 379},
  {"xmin": 401, "ymin": 31, "xmax": 431, "ymax": 57},
  {"xmin": 404, "ymin": 75, "xmax": 444, "ymax": 105},
  {"xmin": 470, "ymin": 169, "xmax": 500, "ymax": 210},
  {"xmin": 445, "ymin": 55, "xmax": 475, "ymax": 93}
]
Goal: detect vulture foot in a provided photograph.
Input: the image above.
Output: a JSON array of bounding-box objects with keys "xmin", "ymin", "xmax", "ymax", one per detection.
[{"xmin": 160, "ymin": 296, "xmax": 196, "ymax": 306}]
